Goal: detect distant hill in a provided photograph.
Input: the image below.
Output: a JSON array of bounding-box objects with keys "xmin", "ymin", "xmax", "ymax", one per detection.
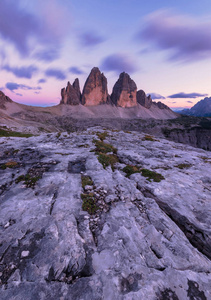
[{"xmin": 179, "ymin": 97, "xmax": 211, "ymax": 117}]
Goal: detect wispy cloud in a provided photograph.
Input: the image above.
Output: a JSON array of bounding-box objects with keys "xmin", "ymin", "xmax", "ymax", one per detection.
[
  {"xmin": 6, "ymin": 82, "xmax": 42, "ymax": 92},
  {"xmin": 45, "ymin": 68, "xmax": 66, "ymax": 80},
  {"xmin": 3, "ymin": 64, "xmax": 38, "ymax": 79},
  {"xmin": 138, "ymin": 10, "xmax": 211, "ymax": 62},
  {"xmin": 0, "ymin": 1, "xmax": 70, "ymax": 60},
  {"xmin": 38, "ymin": 79, "xmax": 46, "ymax": 84},
  {"xmin": 148, "ymin": 93, "xmax": 165, "ymax": 100},
  {"xmin": 168, "ymin": 92, "xmax": 208, "ymax": 98},
  {"xmin": 79, "ymin": 31, "xmax": 105, "ymax": 47},
  {"xmin": 101, "ymin": 53, "xmax": 137, "ymax": 74},
  {"xmin": 69, "ymin": 66, "xmax": 84, "ymax": 75},
  {"xmin": 34, "ymin": 48, "xmax": 60, "ymax": 62}
]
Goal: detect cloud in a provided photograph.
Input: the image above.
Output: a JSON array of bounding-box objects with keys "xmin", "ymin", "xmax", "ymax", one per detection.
[
  {"xmin": 3, "ymin": 64, "xmax": 38, "ymax": 79},
  {"xmin": 38, "ymin": 79, "xmax": 46, "ymax": 84},
  {"xmin": 45, "ymin": 68, "xmax": 66, "ymax": 80},
  {"xmin": 168, "ymin": 92, "xmax": 208, "ymax": 98},
  {"xmin": 148, "ymin": 93, "xmax": 165, "ymax": 100},
  {"xmin": 80, "ymin": 31, "xmax": 105, "ymax": 47},
  {"xmin": 69, "ymin": 66, "xmax": 84, "ymax": 75},
  {"xmin": 34, "ymin": 48, "xmax": 60, "ymax": 62},
  {"xmin": 101, "ymin": 54, "xmax": 137, "ymax": 74},
  {"xmin": 15, "ymin": 93, "xmax": 23, "ymax": 97},
  {"xmin": 138, "ymin": 10, "xmax": 211, "ymax": 62},
  {"xmin": 186, "ymin": 100, "xmax": 193, "ymax": 103},
  {"xmin": 0, "ymin": 1, "xmax": 70, "ymax": 60},
  {"xmin": 6, "ymin": 82, "xmax": 42, "ymax": 92}
]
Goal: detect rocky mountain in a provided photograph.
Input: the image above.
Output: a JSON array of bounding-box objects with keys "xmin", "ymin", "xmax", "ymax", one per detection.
[
  {"xmin": 180, "ymin": 97, "xmax": 211, "ymax": 117},
  {"xmin": 81, "ymin": 67, "xmax": 110, "ymax": 106},
  {"xmin": 0, "ymin": 128, "xmax": 211, "ymax": 299},
  {"xmin": 111, "ymin": 72, "xmax": 137, "ymax": 107},
  {"xmin": 60, "ymin": 67, "xmax": 171, "ymax": 110}
]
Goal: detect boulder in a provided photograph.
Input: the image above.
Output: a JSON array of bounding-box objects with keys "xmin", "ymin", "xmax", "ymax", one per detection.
[
  {"xmin": 111, "ymin": 72, "xmax": 137, "ymax": 107},
  {"xmin": 81, "ymin": 67, "xmax": 110, "ymax": 106},
  {"xmin": 60, "ymin": 80, "xmax": 81, "ymax": 105},
  {"xmin": 137, "ymin": 90, "xmax": 152, "ymax": 109}
]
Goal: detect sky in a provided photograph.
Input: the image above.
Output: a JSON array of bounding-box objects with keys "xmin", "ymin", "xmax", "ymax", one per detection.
[{"xmin": 0, "ymin": 0, "xmax": 211, "ymax": 109}]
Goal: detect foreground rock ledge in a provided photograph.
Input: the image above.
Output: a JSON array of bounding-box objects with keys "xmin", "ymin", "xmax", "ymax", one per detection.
[{"xmin": 0, "ymin": 128, "xmax": 211, "ymax": 300}]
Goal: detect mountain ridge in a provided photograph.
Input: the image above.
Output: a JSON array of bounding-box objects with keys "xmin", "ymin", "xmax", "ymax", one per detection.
[{"xmin": 179, "ymin": 97, "xmax": 211, "ymax": 117}]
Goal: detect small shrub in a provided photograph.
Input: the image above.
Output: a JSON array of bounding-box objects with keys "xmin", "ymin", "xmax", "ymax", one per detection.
[
  {"xmin": 122, "ymin": 165, "xmax": 141, "ymax": 177},
  {"xmin": 81, "ymin": 175, "xmax": 93, "ymax": 188},
  {"xmin": 81, "ymin": 193, "xmax": 98, "ymax": 214},
  {"xmin": 141, "ymin": 169, "xmax": 165, "ymax": 182},
  {"xmin": 98, "ymin": 153, "xmax": 119, "ymax": 171},
  {"xmin": 175, "ymin": 163, "xmax": 192, "ymax": 169}
]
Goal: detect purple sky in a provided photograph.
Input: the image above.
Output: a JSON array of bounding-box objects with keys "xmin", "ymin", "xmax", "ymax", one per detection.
[{"xmin": 0, "ymin": 0, "xmax": 211, "ymax": 108}]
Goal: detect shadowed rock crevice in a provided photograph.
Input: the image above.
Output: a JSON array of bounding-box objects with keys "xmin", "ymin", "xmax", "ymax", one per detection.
[{"xmin": 140, "ymin": 188, "xmax": 211, "ymax": 261}]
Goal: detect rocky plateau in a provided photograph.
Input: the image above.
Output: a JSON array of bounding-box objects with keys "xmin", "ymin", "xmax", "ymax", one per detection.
[{"xmin": 0, "ymin": 128, "xmax": 211, "ymax": 299}]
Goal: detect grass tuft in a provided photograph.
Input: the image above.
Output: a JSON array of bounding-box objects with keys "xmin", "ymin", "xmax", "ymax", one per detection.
[
  {"xmin": 96, "ymin": 131, "xmax": 108, "ymax": 141},
  {"xmin": 15, "ymin": 174, "xmax": 41, "ymax": 188},
  {"xmin": 95, "ymin": 140, "xmax": 117, "ymax": 154},
  {"xmin": 1, "ymin": 161, "xmax": 19, "ymax": 169},
  {"xmin": 98, "ymin": 153, "xmax": 119, "ymax": 171}
]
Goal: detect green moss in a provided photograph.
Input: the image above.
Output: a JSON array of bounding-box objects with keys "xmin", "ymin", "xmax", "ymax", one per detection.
[
  {"xmin": 81, "ymin": 193, "xmax": 98, "ymax": 214},
  {"xmin": 141, "ymin": 168, "xmax": 165, "ymax": 182},
  {"xmin": 0, "ymin": 128, "xmax": 33, "ymax": 138},
  {"xmin": 175, "ymin": 163, "xmax": 192, "ymax": 169},
  {"xmin": 98, "ymin": 153, "xmax": 119, "ymax": 171},
  {"xmin": 81, "ymin": 175, "xmax": 93, "ymax": 188},
  {"xmin": 122, "ymin": 165, "xmax": 141, "ymax": 177},
  {"xmin": 15, "ymin": 174, "xmax": 41, "ymax": 188}
]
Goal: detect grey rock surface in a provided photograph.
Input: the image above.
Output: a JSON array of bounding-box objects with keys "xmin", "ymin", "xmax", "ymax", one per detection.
[{"xmin": 0, "ymin": 128, "xmax": 211, "ymax": 299}]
